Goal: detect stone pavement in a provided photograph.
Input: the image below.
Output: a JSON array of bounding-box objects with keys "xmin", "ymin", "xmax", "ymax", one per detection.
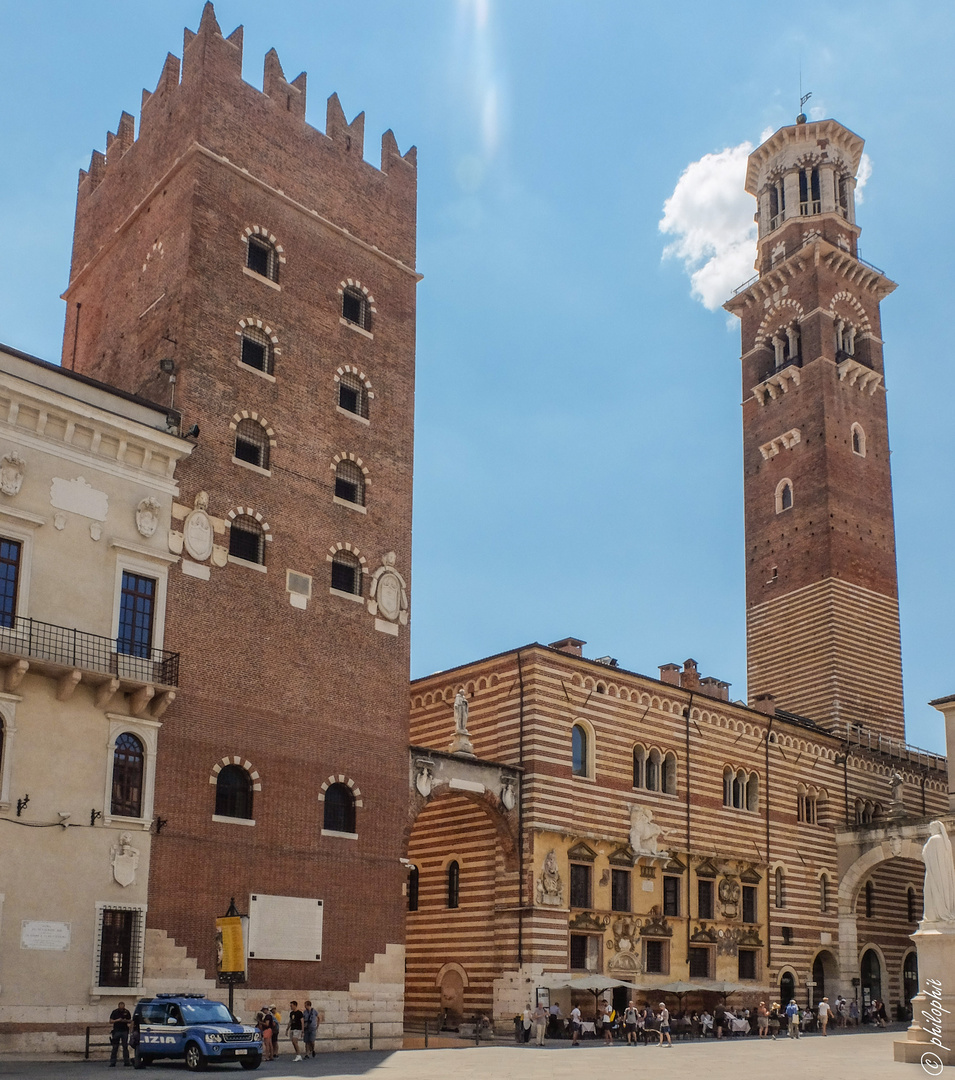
[{"xmin": 0, "ymin": 1027, "xmax": 937, "ymax": 1079}]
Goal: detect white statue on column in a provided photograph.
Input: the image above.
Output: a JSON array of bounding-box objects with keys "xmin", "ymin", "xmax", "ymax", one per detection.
[
  {"xmin": 922, "ymin": 820, "xmax": 955, "ymax": 924},
  {"xmin": 449, "ymin": 688, "xmax": 475, "ymax": 757}
]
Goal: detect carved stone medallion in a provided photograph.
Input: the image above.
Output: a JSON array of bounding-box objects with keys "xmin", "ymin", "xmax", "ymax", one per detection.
[
  {"xmin": 0, "ymin": 452, "xmax": 25, "ymax": 497},
  {"xmin": 136, "ymin": 496, "xmax": 161, "ymax": 538},
  {"xmin": 183, "ymin": 491, "xmax": 214, "ymax": 562}
]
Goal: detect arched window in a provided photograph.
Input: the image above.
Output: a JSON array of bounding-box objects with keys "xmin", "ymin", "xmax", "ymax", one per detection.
[
  {"xmin": 111, "ymin": 733, "xmax": 144, "ymax": 818},
  {"xmin": 820, "ymin": 873, "xmax": 830, "ymax": 914},
  {"xmin": 338, "ymin": 372, "xmax": 369, "ymax": 419},
  {"xmin": 246, "ymin": 235, "xmax": 279, "ymax": 283},
  {"xmin": 662, "ymin": 751, "xmax": 677, "ymax": 796},
  {"xmin": 330, "ymin": 551, "xmax": 363, "ymax": 595},
  {"xmin": 907, "ymin": 886, "xmax": 917, "ymax": 923},
  {"xmin": 865, "ymin": 880, "xmax": 874, "ymax": 918},
  {"xmin": 335, "ymin": 460, "xmax": 366, "ymax": 506},
  {"xmin": 733, "ymin": 769, "xmax": 745, "ymax": 810},
  {"xmin": 240, "ymin": 325, "xmax": 274, "ymax": 375},
  {"xmin": 723, "ymin": 766, "xmax": 733, "ymax": 807},
  {"xmin": 774, "ymin": 867, "xmax": 786, "ymax": 909},
  {"xmin": 745, "ymin": 772, "xmax": 759, "ymax": 812},
  {"xmin": 632, "ymin": 746, "xmax": 645, "ymax": 789},
  {"xmin": 775, "ymin": 479, "xmax": 794, "ymax": 514},
  {"xmin": 215, "ymin": 764, "xmax": 253, "ymax": 820},
  {"xmin": 771, "ymin": 324, "xmax": 800, "ymax": 369},
  {"xmin": 234, "ymin": 418, "xmax": 270, "ymax": 471},
  {"xmin": 342, "ymin": 287, "xmax": 371, "ymax": 331},
  {"xmin": 229, "ymin": 515, "xmax": 265, "ymax": 565},
  {"xmin": 646, "ymin": 748, "xmax": 661, "ymax": 792},
  {"xmin": 447, "ymin": 860, "xmax": 460, "ymax": 909},
  {"xmin": 572, "ymin": 724, "xmax": 588, "ymax": 777},
  {"xmin": 799, "ymin": 166, "xmax": 821, "ymax": 215},
  {"xmin": 323, "ymin": 783, "xmax": 356, "ymax": 834},
  {"xmin": 851, "ymin": 423, "xmax": 866, "ymax": 457},
  {"xmin": 408, "ymin": 865, "xmax": 420, "ymax": 912}
]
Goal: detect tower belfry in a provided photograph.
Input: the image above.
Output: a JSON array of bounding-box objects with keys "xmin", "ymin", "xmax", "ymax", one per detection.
[{"xmin": 725, "ymin": 116, "xmax": 904, "ymax": 741}]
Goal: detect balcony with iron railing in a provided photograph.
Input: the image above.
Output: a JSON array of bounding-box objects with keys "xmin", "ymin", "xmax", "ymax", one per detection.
[{"xmin": 0, "ymin": 615, "xmax": 179, "ymax": 714}]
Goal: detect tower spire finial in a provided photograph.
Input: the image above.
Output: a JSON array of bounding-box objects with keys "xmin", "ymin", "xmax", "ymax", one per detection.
[{"xmin": 798, "ymin": 67, "xmax": 811, "ymax": 124}]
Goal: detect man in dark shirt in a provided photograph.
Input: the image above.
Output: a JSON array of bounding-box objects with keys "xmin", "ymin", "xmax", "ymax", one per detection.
[
  {"xmin": 108, "ymin": 1001, "xmax": 132, "ymax": 1067},
  {"xmin": 288, "ymin": 1001, "xmax": 305, "ymax": 1062}
]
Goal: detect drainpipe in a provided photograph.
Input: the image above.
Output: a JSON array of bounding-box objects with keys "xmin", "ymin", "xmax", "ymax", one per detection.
[
  {"xmin": 517, "ymin": 650, "xmax": 526, "ymax": 966},
  {"xmin": 765, "ymin": 716, "xmax": 774, "ymax": 973},
  {"xmin": 683, "ymin": 693, "xmax": 694, "ymax": 970}
]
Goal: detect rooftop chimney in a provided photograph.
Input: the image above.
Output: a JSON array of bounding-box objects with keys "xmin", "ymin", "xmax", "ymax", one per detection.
[{"xmin": 549, "ymin": 637, "xmax": 585, "ymax": 658}]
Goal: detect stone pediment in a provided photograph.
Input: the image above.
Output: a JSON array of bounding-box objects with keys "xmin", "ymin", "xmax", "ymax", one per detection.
[
  {"xmin": 690, "ymin": 923, "xmax": 718, "ymax": 944},
  {"xmin": 663, "ymin": 855, "xmax": 686, "ymax": 874},
  {"xmin": 738, "ymin": 927, "xmax": 763, "ymax": 947},
  {"xmin": 567, "ymin": 841, "xmax": 598, "ymax": 863},
  {"xmin": 639, "ymin": 911, "xmax": 672, "ymax": 938},
  {"xmin": 569, "ymin": 911, "xmax": 608, "ymax": 932},
  {"xmin": 739, "ymin": 864, "xmax": 762, "ymax": 884},
  {"xmin": 695, "ymin": 858, "xmax": 718, "ymax": 879},
  {"xmin": 608, "ymin": 844, "xmax": 635, "ymax": 867}
]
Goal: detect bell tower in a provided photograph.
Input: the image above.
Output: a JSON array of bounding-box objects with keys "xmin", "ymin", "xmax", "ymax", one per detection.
[{"xmin": 725, "ymin": 115, "xmax": 904, "ymax": 741}]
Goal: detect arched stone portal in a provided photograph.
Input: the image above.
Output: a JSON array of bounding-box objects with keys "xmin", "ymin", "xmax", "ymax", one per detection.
[{"xmin": 405, "ymin": 747, "xmax": 522, "ymax": 1027}]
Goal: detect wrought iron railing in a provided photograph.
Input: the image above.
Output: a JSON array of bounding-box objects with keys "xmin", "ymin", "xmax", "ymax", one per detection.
[
  {"xmin": 0, "ymin": 615, "xmax": 179, "ymax": 686},
  {"xmin": 843, "ymin": 722, "xmax": 945, "ymax": 772}
]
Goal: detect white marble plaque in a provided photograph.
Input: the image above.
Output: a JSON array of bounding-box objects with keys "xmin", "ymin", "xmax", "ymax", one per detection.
[
  {"xmin": 21, "ymin": 920, "xmax": 71, "ymax": 950},
  {"xmin": 50, "ymin": 477, "xmax": 108, "ymax": 521}
]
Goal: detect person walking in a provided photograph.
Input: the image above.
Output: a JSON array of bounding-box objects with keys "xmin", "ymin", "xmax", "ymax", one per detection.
[
  {"xmin": 769, "ymin": 1002, "xmax": 781, "ymax": 1040},
  {"xmin": 757, "ymin": 1001, "xmax": 769, "ymax": 1038},
  {"xmin": 657, "ymin": 1003, "xmax": 672, "ymax": 1048},
  {"xmin": 786, "ymin": 998, "xmax": 800, "ymax": 1039},
  {"xmin": 817, "ymin": 997, "xmax": 831, "ymax": 1036},
  {"xmin": 623, "ymin": 1000, "xmax": 639, "ymax": 1045},
  {"xmin": 601, "ymin": 1002, "xmax": 614, "ymax": 1044},
  {"xmin": 287, "ymin": 1000, "xmax": 305, "ymax": 1061},
  {"xmin": 570, "ymin": 1004, "xmax": 582, "ymax": 1046},
  {"xmin": 532, "ymin": 1002, "xmax": 547, "ymax": 1046},
  {"xmin": 303, "ymin": 1000, "xmax": 319, "ymax": 1057},
  {"xmin": 270, "ymin": 1006, "xmax": 282, "ymax": 1058},
  {"xmin": 256, "ymin": 1008, "xmax": 274, "ymax": 1061},
  {"xmin": 522, "ymin": 1003, "xmax": 532, "ymax": 1044},
  {"xmin": 108, "ymin": 1001, "xmax": 132, "ymax": 1067},
  {"xmin": 714, "ymin": 1000, "xmax": 726, "ymax": 1039}
]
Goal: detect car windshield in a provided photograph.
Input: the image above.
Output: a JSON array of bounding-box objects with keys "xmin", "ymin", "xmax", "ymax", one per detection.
[{"xmin": 179, "ymin": 1002, "xmax": 237, "ymax": 1024}]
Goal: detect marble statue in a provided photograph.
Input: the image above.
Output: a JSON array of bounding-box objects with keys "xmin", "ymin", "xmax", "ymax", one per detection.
[
  {"xmin": 629, "ymin": 805, "xmax": 666, "ymax": 856},
  {"xmin": 453, "ymin": 689, "xmax": 469, "ymax": 734},
  {"xmin": 922, "ymin": 820, "xmax": 955, "ymax": 923},
  {"xmin": 536, "ymin": 848, "xmax": 563, "ymax": 907}
]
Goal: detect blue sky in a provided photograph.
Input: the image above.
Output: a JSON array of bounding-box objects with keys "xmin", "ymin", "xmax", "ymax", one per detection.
[{"xmin": 1, "ymin": 1, "xmax": 953, "ymax": 752}]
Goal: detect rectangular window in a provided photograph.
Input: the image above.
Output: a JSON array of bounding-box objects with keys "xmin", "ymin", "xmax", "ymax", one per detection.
[
  {"xmin": 663, "ymin": 876, "xmax": 680, "ymax": 917},
  {"xmin": 644, "ymin": 938, "xmax": 667, "ymax": 975},
  {"xmin": 698, "ymin": 878, "xmax": 714, "ymax": 920},
  {"xmin": 611, "ymin": 869, "xmax": 631, "ymax": 913},
  {"xmin": 569, "ymin": 864, "xmax": 591, "ymax": 909},
  {"xmin": 688, "ymin": 946, "xmax": 710, "ymax": 979},
  {"xmin": 738, "ymin": 949, "xmax": 758, "ymax": 980},
  {"xmin": 781, "ymin": 925, "xmax": 793, "ymax": 945},
  {"xmin": 569, "ymin": 933, "xmax": 600, "ymax": 972},
  {"xmin": 117, "ymin": 573, "xmax": 155, "ymax": 657},
  {"xmin": 0, "ymin": 538, "xmax": 21, "ymax": 628},
  {"xmin": 742, "ymin": 884, "xmax": 757, "ymax": 923},
  {"xmin": 96, "ymin": 906, "xmax": 145, "ymax": 988}
]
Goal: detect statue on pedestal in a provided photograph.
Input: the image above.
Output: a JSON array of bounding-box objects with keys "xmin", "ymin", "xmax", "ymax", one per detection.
[
  {"xmin": 922, "ymin": 820, "xmax": 955, "ymax": 923},
  {"xmin": 449, "ymin": 689, "xmax": 475, "ymax": 757}
]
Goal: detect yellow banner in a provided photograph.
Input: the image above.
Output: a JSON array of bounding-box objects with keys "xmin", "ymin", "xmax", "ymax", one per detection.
[{"xmin": 215, "ymin": 916, "xmax": 245, "ymax": 976}]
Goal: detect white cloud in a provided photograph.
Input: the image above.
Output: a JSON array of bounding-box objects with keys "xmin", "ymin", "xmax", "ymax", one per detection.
[
  {"xmin": 659, "ymin": 142, "xmax": 757, "ymax": 311},
  {"xmin": 855, "ymin": 152, "xmax": 872, "ymax": 203}
]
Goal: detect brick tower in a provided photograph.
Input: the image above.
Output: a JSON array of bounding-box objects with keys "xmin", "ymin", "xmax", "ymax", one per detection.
[
  {"xmin": 61, "ymin": 4, "xmax": 417, "ymax": 1015},
  {"xmin": 725, "ymin": 116, "xmax": 904, "ymax": 741}
]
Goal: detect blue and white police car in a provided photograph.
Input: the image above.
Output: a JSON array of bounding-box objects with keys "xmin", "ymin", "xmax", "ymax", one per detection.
[{"xmin": 132, "ymin": 993, "xmax": 262, "ymax": 1071}]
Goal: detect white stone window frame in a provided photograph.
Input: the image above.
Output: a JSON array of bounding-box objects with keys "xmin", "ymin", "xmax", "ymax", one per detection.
[
  {"xmin": 571, "ymin": 718, "xmax": 596, "ymax": 782},
  {"xmin": 230, "ymin": 411, "xmax": 277, "ymax": 477},
  {"xmin": 110, "ymin": 551, "xmax": 170, "ymax": 653},
  {"xmin": 774, "ymin": 477, "xmax": 794, "ymax": 515},
  {"xmin": 241, "ymin": 226, "xmax": 286, "ymax": 290},
  {"xmin": 338, "ymin": 279, "xmax": 377, "ymax": 339},
  {"xmin": 334, "ymin": 365, "xmax": 375, "ymax": 425},
  {"xmin": 236, "ymin": 319, "xmax": 281, "ymax": 382},
  {"xmin": 330, "ymin": 452, "xmax": 370, "ymax": 514},
  {"xmin": 0, "ymin": 511, "xmax": 41, "ymax": 622},
  {"xmin": 851, "ymin": 422, "xmax": 867, "ymax": 458},
  {"xmin": 103, "ymin": 713, "xmax": 160, "ymax": 829},
  {"xmin": 0, "ymin": 692, "xmax": 20, "ymax": 811},
  {"xmin": 91, "ymin": 900, "xmax": 147, "ymax": 997},
  {"xmin": 225, "ymin": 507, "xmax": 273, "ymax": 572},
  {"xmin": 210, "ymin": 756, "xmax": 262, "ymax": 827},
  {"xmin": 326, "ymin": 542, "xmax": 367, "ymax": 602},
  {"xmin": 318, "ymin": 774, "xmax": 363, "ymax": 839}
]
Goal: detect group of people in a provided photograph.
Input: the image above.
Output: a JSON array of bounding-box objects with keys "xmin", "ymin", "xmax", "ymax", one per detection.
[
  {"xmin": 518, "ymin": 1000, "xmax": 675, "ymax": 1046},
  {"xmin": 255, "ymin": 1001, "xmax": 320, "ymax": 1062}
]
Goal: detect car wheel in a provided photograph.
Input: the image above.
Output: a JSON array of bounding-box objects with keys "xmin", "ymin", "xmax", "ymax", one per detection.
[
  {"xmin": 239, "ymin": 1054, "xmax": 262, "ymax": 1070},
  {"xmin": 184, "ymin": 1042, "xmax": 208, "ymax": 1071}
]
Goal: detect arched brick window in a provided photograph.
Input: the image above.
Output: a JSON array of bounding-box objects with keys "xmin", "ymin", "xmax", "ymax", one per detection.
[
  {"xmin": 229, "ymin": 515, "xmax": 266, "ymax": 565},
  {"xmin": 335, "ymin": 459, "xmax": 366, "ymax": 506},
  {"xmin": 234, "ymin": 418, "xmax": 270, "ymax": 470},
  {"xmin": 215, "ymin": 764, "xmax": 253, "ymax": 820},
  {"xmin": 323, "ymin": 783, "xmax": 356, "ymax": 834},
  {"xmin": 331, "ymin": 551, "xmax": 362, "ymax": 595},
  {"xmin": 447, "ymin": 860, "xmax": 460, "ymax": 909},
  {"xmin": 239, "ymin": 325, "xmax": 274, "ymax": 375}
]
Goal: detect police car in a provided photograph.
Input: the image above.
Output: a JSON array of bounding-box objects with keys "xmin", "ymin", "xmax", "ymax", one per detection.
[{"xmin": 132, "ymin": 993, "xmax": 262, "ymax": 1071}]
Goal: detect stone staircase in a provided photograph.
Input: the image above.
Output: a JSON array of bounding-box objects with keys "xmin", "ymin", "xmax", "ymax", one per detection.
[{"xmin": 142, "ymin": 929, "xmax": 216, "ymax": 994}]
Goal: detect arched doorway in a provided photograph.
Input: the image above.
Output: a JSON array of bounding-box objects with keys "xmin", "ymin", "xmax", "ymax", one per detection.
[
  {"xmin": 811, "ymin": 949, "xmax": 838, "ymax": 1005},
  {"xmin": 779, "ymin": 971, "xmax": 796, "ymax": 1006},
  {"xmin": 902, "ymin": 951, "xmax": 918, "ymax": 1017},
  {"xmin": 439, "ymin": 966, "xmax": 465, "ymax": 1029},
  {"xmin": 860, "ymin": 948, "xmax": 882, "ymax": 1015}
]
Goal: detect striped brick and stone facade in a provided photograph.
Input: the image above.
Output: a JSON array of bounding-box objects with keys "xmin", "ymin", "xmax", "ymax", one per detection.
[{"xmin": 407, "ymin": 644, "xmax": 947, "ymax": 1028}]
